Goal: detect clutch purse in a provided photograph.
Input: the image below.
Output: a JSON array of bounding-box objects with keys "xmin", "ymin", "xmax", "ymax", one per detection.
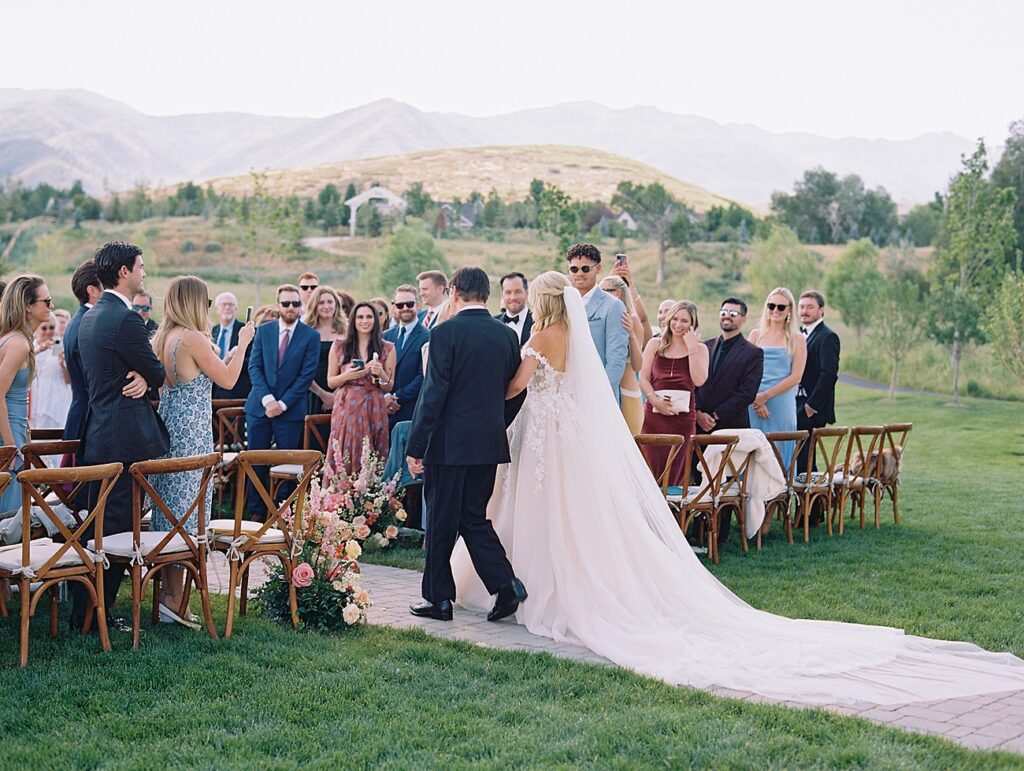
[{"xmin": 654, "ymin": 389, "xmax": 691, "ymax": 414}]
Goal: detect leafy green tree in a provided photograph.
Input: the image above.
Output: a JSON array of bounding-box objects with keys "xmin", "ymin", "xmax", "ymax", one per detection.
[
  {"xmin": 983, "ymin": 270, "xmax": 1024, "ymax": 385},
  {"xmin": 482, "ymin": 189, "xmax": 504, "ymax": 229},
  {"xmin": 746, "ymin": 225, "xmax": 822, "ymax": 305},
  {"xmin": 529, "ymin": 179, "xmax": 545, "ymax": 208},
  {"xmin": 927, "ymin": 141, "xmax": 1018, "ymax": 404},
  {"xmin": 341, "ymin": 183, "xmax": 357, "ymax": 227},
  {"xmin": 901, "ymin": 195, "xmax": 943, "ymax": 246},
  {"xmin": 991, "ymin": 118, "xmax": 1024, "ymax": 270},
  {"xmin": 242, "ymin": 172, "xmax": 305, "ymax": 303},
  {"xmin": 405, "ymin": 182, "xmax": 433, "ymax": 218},
  {"xmin": 824, "ymin": 238, "xmax": 884, "ymax": 340},
  {"xmin": 106, "ymin": 195, "xmax": 122, "ymax": 223},
  {"xmin": 377, "ymin": 226, "xmax": 451, "ymax": 294},
  {"xmin": 539, "ymin": 185, "xmax": 579, "ymax": 261},
  {"xmin": 303, "ymin": 198, "xmax": 317, "ymax": 225},
  {"xmin": 871, "ymin": 249, "xmax": 928, "ymax": 398},
  {"xmin": 612, "ymin": 181, "xmax": 690, "ymax": 283}
]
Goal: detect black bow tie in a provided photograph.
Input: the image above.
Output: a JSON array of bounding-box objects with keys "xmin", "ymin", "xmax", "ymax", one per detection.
[{"xmin": 505, "ymin": 315, "xmax": 520, "ymax": 324}]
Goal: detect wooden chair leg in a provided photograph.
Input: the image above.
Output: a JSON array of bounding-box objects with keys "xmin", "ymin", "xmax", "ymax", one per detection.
[
  {"xmin": 197, "ymin": 573, "xmax": 219, "ymax": 641},
  {"xmin": 892, "ymin": 486, "xmax": 900, "ymax": 525},
  {"xmin": 239, "ymin": 566, "xmax": 250, "ymax": 615},
  {"xmin": 131, "ymin": 564, "xmax": 143, "ymax": 650},
  {"xmin": 1, "ymin": 577, "xmax": 10, "ymax": 618},
  {"xmin": 224, "ymin": 558, "xmax": 239, "ymax": 639},
  {"xmin": 95, "ymin": 568, "xmax": 111, "ymax": 654},
  {"xmin": 19, "ymin": 577, "xmax": 31, "ymax": 666},
  {"xmin": 151, "ymin": 572, "xmax": 162, "ymax": 624},
  {"xmin": 49, "ymin": 585, "xmax": 59, "ymax": 639},
  {"xmin": 736, "ymin": 506, "xmax": 749, "ymax": 554},
  {"xmin": 287, "ymin": 574, "xmax": 299, "ymax": 628}
]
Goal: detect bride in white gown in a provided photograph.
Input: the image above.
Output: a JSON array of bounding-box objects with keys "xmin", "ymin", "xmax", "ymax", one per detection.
[{"xmin": 452, "ymin": 271, "xmax": 1024, "ymax": 706}]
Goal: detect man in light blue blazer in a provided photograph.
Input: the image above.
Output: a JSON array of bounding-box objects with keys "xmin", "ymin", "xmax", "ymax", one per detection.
[{"xmin": 566, "ymin": 243, "xmax": 629, "ymax": 402}]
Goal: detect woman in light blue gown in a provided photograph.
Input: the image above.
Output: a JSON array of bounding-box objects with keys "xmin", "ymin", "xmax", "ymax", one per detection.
[
  {"xmin": 0, "ymin": 276, "xmax": 53, "ymax": 513},
  {"xmin": 748, "ymin": 287, "xmax": 806, "ymax": 471}
]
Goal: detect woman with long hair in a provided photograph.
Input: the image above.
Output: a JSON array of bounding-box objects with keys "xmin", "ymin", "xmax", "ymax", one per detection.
[
  {"xmin": 747, "ymin": 287, "xmax": 806, "ymax": 471},
  {"xmin": 325, "ymin": 301, "xmax": 396, "ymax": 475},
  {"xmin": 149, "ymin": 275, "xmax": 253, "ymax": 625},
  {"xmin": 0, "ymin": 275, "xmax": 51, "ymax": 511},
  {"xmin": 600, "ymin": 275, "xmax": 644, "ymax": 435},
  {"xmin": 638, "ymin": 300, "xmax": 709, "ymax": 483},
  {"xmin": 301, "ymin": 286, "xmax": 347, "ymax": 416},
  {"xmin": 29, "ymin": 311, "xmax": 72, "ymax": 433}
]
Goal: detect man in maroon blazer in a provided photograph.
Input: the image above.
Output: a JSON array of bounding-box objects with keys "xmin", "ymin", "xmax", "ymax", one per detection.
[{"xmin": 694, "ymin": 297, "xmax": 764, "ymax": 541}]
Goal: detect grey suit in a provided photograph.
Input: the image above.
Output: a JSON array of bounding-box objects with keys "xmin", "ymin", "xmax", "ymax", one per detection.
[{"xmin": 584, "ymin": 288, "xmax": 629, "ymax": 402}]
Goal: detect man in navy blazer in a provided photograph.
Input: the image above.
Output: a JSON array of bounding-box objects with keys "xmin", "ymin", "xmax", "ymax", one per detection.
[
  {"xmin": 63, "ymin": 259, "xmax": 103, "ymax": 444},
  {"xmin": 382, "ymin": 284, "xmax": 429, "ymax": 428},
  {"xmin": 245, "ymin": 284, "xmax": 320, "ymax": 517}
]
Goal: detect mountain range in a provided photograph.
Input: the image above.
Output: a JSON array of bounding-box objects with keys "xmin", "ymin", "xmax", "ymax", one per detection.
[{"xmin": 0, "ymin": 88, "xmax": 976, "ymax": 205}]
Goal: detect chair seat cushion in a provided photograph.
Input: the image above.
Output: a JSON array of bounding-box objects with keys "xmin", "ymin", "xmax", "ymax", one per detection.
[
  {"xmin": 207, "ymin": 518, "xmax": 285, "ymax": 544},
  {"xmin": 269, "ymin": 463, "xmax": 303, "ymax": 477},
  {"xmin": 218, "ymin": 452, "xmax": 239, "ymax": 467},
  {"xmin": 87, "ymin": 531, "xmax": 191, "ymax": 558},
  {"xmin": 666, "ymin": 485, "xmax": 706, "ymax": 505},
  {"xmin": 0, "ymin": 539, "xmax": 86, "ymax": 573}
]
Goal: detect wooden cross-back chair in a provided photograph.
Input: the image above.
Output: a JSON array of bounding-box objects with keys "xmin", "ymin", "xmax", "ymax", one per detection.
[
  {"xmin": 268, "ymin": 415, "xmax": 332, "ymax": 500},
  {"xmin": 761, "ymin": 431, "xmax": 809, "ymax": 548},
  {"xmin": 0, "ymin": 463, "xmax": 122, "ymax": 666},
  {"xmin": 790, "ymin": 427, "xmax": 848, "ymax": 543},
  {"xmin": 105, "ymin": 453, "xmax": 222, "ymax": 649},
  {"xmin": 668, "ymin": 434, "xmax": 739, "ymax": 565},
  {"xmin": 20, "ymin": 439, "xmax": 87, "ymax": 524},
  {"xmin": 26, "ymin": 427, "xmax": 64, "ymax": 441},
  {"xmin": 871, "ymin": 423, "xmax": 913, "ymax": 527},
  {"xmin": 831, "ymin": 426, "xmax": 886, "ymax": 535},
  {"xmin": 211, "ymin": 399, "xmax": 244, "ymax": 438},
  {"xmin": 208, "ymin": 449, "xmax": 322, "ymax": 638},
  {"xmin": 634, "ymin": 434, "xmax": 685, "ymax": 498},
  {"xmin": 716, "ymin": 450, "xmax": 754, "ymax": 555},
  {"xmin": 214, "ymin": 406, "xmax": 247, "ymax": 512}
]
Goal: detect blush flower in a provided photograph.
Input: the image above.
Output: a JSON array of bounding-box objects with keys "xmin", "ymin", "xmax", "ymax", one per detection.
[
  {"xmin": 352, "ymin": 515, "xmax": 367, "ymax": 528},
  {"xmin": 342, "ymin": 604, "xmax": 362, "ymax": 625},
  {"xmin": 291, "ymin": 562, "xmax": 314, "ymax": 588},
  {"xmin": 385, "ymin": 525, "xmax": 399, "ymax": 539},
  {"xmin": 395, "ymin": 508, "xmax": 407, "ymax": 522},
  {"xmin": 355, "ymin": 588, "xmax": 370, "ymax": 605},
  {"xmin": 355, "ymin": 524, "xmax": 371, "ymax": 539},
  {"xmin": 345, "ymin": 540, "xmax": 362, "ymax": 559}
]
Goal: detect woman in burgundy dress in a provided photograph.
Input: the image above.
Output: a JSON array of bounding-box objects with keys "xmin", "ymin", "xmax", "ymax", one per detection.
[
  {"xmin": 639, "ymin": 300, "xmax": 709, "ymax": 483},
  {"xmin": 325, "ymin": 302, "xmax": 396, "ymax": 476}
]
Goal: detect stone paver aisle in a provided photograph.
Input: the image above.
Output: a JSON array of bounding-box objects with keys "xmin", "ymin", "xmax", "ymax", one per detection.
[{"xmin": 208, "ymin": 555, "xmax": 1024, "ymax": 755}]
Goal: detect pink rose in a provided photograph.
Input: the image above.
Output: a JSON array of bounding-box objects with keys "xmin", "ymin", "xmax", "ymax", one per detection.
[
  {"xmin": 385, "ymin": 525, "xmax": 399, "ymax": 539},
  {"xmin": 324, "ymin": 492, "xmax": 344, "ymax": 510},
  {"xmin": 355, "ymin": 524, "xmax": 371, "ymax": 539},
  {"xmin": 291, "ymin": 562, "xmax": 314, "ymax": 588},
  {"xmin": 352, "ymin": 515, "xmax": 367, "ymax": 528}
]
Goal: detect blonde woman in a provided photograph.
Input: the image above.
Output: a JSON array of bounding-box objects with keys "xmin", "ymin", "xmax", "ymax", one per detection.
[
  {"xmin": 747, "ymin": 287, "xmax": 807, "ymax": 470},
  {"xmin": 638, "ymin": 301, "xmax": 709, "ymax": 483},
  {"xmin": 600, "ymin": 275, "xmax": 644, "ymax": 434},
  {"xmin": 0, "ymin": 275, "xmax": 51, "ymax": 511},
  {"xmin": 149, "ymin": 275, "xmax": 254, "ymax": 624},
  {"xmin": 29, "ymin": 311, "xmax": 72, "ymax": 432},
  {"xmin": 302, "ymin": 286, "xmax": 347, "ymax": 415}
]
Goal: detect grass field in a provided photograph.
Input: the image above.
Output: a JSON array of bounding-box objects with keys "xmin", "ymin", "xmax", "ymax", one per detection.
[{"xmin": 1, "ymin": 386, "xmax": 1023, "ymax": 766}]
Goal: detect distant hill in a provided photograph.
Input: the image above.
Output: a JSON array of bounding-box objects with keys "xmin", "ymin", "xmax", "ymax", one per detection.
[
  {"xmin": 190, "ymin": 145, "xmax": 736, "ymax": 213},
  {"xmin": 0, "ymin": 88, "xmax": 976, "ymax": 204}
]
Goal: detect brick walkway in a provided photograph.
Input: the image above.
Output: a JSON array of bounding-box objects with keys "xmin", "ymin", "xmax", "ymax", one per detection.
[{"xmin": 208, "ymin": 555, "xmax": 1024, "ymax": 755}]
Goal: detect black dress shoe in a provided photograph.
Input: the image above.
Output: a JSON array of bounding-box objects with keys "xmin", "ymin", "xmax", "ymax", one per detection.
[
  {"xmin": 409, "ymin": 599, "xmax": 453, "ymax": 621},
  {"xmin": 487, "ymin": 578, "xmax": 527, "ymax": 622}
]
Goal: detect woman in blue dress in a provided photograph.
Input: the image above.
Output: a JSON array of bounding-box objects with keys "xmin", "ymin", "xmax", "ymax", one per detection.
[
  {"xmin": 150, "ymin": 276, "xmax": 254, "ymax": 625},
  {"xmin": 0, "ymin": 275, "xmax": 54, "ymax": 513},
  {"xmin": 748, "ymin": 287, "xmax": 807, "ymax": 478}
]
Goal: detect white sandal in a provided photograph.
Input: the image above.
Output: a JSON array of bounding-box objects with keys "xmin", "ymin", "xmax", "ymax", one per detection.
[{"xmin": 158, "ymin": 603, "xmax": 201, "ymax": 630}]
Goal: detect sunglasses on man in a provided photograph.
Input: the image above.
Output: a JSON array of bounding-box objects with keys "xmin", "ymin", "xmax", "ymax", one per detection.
[
  {"xmin": 300, "ymin": 284, "xmax": 318, "ymax": 291},
  {"xmin": 393, "ymin": 301, "xmax": 416, "ymax": 310},
  {"xmin": 280, "ymin": 300, "xmax": 303, "ymax": 308},
  {"xmin": 719, "ymin": 309, "xmax": 743, "ymax": 318},
  {"xmin": 568, "ymin": 265, "xmax": 594, "ymax": 274},
  {"xmin": 132, "ymin": 304, "xmax": 151, "ymax": 312}
]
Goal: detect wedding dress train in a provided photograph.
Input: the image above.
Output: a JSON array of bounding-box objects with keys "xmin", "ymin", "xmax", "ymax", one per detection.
[{"xmin": 451, "ymin": 287, "xmax": 1024, "ymax": 706}]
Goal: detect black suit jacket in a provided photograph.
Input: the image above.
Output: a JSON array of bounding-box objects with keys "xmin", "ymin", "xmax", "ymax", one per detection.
[
  {"xmin": 494, "ymin": 309, "xmax": 533, "ymax": 346},
  {"xmin": 78, "ymin": 292, "xmax": 169, "ymax": 464},
  {"xmin": 211, "ymin": 319, "xmax": 252, "ymax": 399},
  {"xmin": 799, "ymin": 322, "xmax": 840, "ymax": 424},
  {"xmin": 695, "ymin": 334, "xmax": 764, "ymax": 430},
  {"xmin": 408, "ymin": 309, "xmax": 525, "ymax": 465},
  {"xmin": 62, "ymin": 304, "xmax": 89, "ymax": 443},
  {"xmin": 382, "ymin": 322, "xmax": 429, "ymax": 426}
]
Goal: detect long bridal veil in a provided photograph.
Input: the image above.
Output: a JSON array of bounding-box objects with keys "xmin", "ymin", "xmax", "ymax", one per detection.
[{"xmin": 457, "ymin": 285, "xmax": 1024, "ymax": 706}]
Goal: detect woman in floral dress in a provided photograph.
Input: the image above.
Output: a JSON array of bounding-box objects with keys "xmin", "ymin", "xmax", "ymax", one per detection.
[{"xmin": 325, "ymin": 302, "xmax": 395, "ymax": 476}]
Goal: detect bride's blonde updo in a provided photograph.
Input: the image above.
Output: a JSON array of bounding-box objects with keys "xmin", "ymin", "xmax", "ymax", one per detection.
[{"xmin": 528, "ymin": 271, "xmax": 570, "ymax": 332}]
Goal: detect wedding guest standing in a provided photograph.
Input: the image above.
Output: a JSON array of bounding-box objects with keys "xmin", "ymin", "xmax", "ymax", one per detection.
[
  {"xmin": 417, "ymin": 270, "xmax": 449, "ymax": 330},
  {"xmin": 335, "ymin": 289, "xmax": 355, "ymax": 319},
  {"xmin": 796, "ymin": 289, "xmax": 841, "ymax": 472},
  {"xmin": 301, "ymin": 286, "xmax": 346, "ymax": 416},
  {"xmin": 382, "ymin": 285, "xmax": 428, "ymax": 428},
  {"xmin": 0, "ymin": 275, "xmax": 52, "ymax": 511},
  {"xmin": 132, "ymin": 291, "xmax": 159, "ymax": 336},
  {"xmin": 494, "ymin": 272, "xmax": 533, "ymax": 345},
  {"xmin": 245, "ymin": 284, "xmax": 319, "ymax": 518},
  {"xmin": 639, "ymin": 301, "xmax": 709, "ymax": 483},
  {"xmin": 297, "ymin": 272, "xmax": 319, "ymax": 312},
  {"xmin": 566, "ymin": 243, "xmax": 629, "ymax": 401},
  {"xmin": 150, "ymin": 275, "xmax": 254, "ymax": 624},
  {"xmin": 368, "ymin": 296, "xmax": 392, "ymax": 331},
  {"xmin": 325, "ymin": 302, "xmax": 395, "ymax": 475},
  {"xmin": 211, "ymin": 291, "xmax": 251, "ymax": 400},
  {"xmin": 53, "ymin": 308, "xmax": 71, "ymax": 340},
  {"xmin": 600, "ymin": 275, "xmax": 644, "ymax": 435},
  {"xmin": 29, "ymin": 312, "xmax": 72, "ymax": 431},
  {"xmin": 64, "ymin": 259, "xmax": 103, "ymax": 444}
]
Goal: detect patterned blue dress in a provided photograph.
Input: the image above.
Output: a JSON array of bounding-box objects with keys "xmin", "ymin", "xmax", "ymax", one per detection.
[
  {"xmin": 151, "ymin": 338, "xmax": 213, "ymax": 534},
  {"xmin": 0, "ymin": 335, "xmax": 29, "ymax": 513}
]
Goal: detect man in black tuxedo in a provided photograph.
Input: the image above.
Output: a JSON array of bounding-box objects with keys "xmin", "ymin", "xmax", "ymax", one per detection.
[
  {"xmin": 74, "ymin": 242, "xmax": 170, "ymax": 629},
  {"xmin": 63, "ymin": 259, "xmax": 103, "ymax": 444},
  {"xmin": 796, "ymin": 290, "xmax": 841, "ymax": 472},
  {"xmin": 494, "ymin": 272, "xmax": 533, "ymax": 345},
  {"xmin": 407, "ymin": 266, "xmax": 527, "ymax": 623},
  {"xmin": 382, "ymin": 284, "xmax": 429, "ymax": 428},
  {"xmin": 211, "ymin": 291, "xmax": 252, "ymax": 399},
  {"xmin": 694, "ymin": 297, "xmax": 764, "ymax": 541}
]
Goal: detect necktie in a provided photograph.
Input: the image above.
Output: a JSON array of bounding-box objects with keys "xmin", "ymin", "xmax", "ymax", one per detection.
[
  {"xmin": 278, "ymin": 328, "xmax": 290, "ymax": 367},
  {"xmin": 397, "ymin": 325, "xmax": 407, "ymax": 353},
  {"xmin": 424, "ymin": 310, "xmax": 434, "ymax": 328},
  {"xmin": 218, "ymin": 326, "xmax": 229, "ymax": 358},
  {"xmin": 504, "ymin": 315, "xmax": 520, "ymax": 324}
]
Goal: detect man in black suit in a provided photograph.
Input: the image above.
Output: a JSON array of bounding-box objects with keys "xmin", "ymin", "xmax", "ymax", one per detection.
[
  {"xmin": 74, "ymin": 241, "xmax": 170, "ymax": 629},
  {"xmin": 406, "ymin": 266, "xmax": 527, "ymax": 623},
  {"xmin": 694, "ymin": 297, "xmax": 765, "ymax": 541},
  {"xmin": 494, "ymin": 271, "xmax": 533, "ymax": 345},
  {"xmin": 796, "ymin": 290, "xmax": 841, "ymax": 472},
  {"xmin": 131, "ymin": 291, "xmax": 159, "ymax": 337},
  {"xmin": 211, "ymin": 291, "xmax": 252, "ymax": 400},
  {"xmin": 382, "ymin": 284, "xmax": 429, "ymax": 428},
  {"xmin": 63, "ymin": 259, "xmax": 103, "ymax": 444}
]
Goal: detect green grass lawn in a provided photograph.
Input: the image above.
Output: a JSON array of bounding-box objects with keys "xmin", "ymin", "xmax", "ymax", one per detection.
[{"xmin": 2, "ymin": 384, "xmax": 1023, "ymax": 767}]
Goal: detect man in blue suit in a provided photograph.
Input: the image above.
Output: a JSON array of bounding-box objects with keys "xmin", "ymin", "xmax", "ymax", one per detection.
[
  {"xmin": 245, "ymin": 284, "xmax": 320, "ymax": 517},
  {"xmin": 566, "ymin": 243, "xmax": 629, "ymax": 402},
  {"xmin": 63, "ymin": 259, "xmax": 103, "ymax": 444},
  {"xmin": 382, "ymin": 284, "xmax": 429, "ymax": 428}
]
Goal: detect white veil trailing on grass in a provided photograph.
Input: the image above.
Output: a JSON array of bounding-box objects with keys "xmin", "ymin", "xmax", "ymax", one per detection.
[{"xmin": 454, "ymin": 284, "xmax": 1024, "ymax": 706}]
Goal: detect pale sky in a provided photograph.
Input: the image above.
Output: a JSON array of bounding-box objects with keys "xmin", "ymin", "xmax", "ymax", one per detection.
[{"xmin": 4, "ymin": 0, "xmax": 1021, "ymax": 143}]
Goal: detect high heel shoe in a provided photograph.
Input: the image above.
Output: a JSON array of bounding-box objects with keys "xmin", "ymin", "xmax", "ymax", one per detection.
[{"xmin": 158, "ymin": 603, "xmax": 201, "ymax": 630}]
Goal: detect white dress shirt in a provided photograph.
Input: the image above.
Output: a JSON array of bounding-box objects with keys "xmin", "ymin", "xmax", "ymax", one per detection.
[
  {"xmin": 802, "ymin": 318, "xmax": 823, "ymax": 338},
  {"xmin": 581, "ymin": 285, "xmax": 599, "ymax": 306},
  {"xmin": 103, "ymin": 288, "xmax": 132, "ymax": 309},
  {"xmin": 423, "ymin": 301, "xmax": 448, "ymax": 328},
  {"xmin": 502, "ymin": 309, "xmax": 527, "ymax": 341}
]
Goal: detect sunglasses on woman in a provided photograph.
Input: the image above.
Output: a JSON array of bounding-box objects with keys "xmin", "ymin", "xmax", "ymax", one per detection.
[
  {"xmin": 568, "ymin": 265, "xmax": 593, "ymax": 274},
  {"xmin": 766, "ymin": 302, "xmax": 788, "ymax": 312},
  {"xmin": 393, "ymin": 301, "xmax": 416, "ymax": 309}
]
